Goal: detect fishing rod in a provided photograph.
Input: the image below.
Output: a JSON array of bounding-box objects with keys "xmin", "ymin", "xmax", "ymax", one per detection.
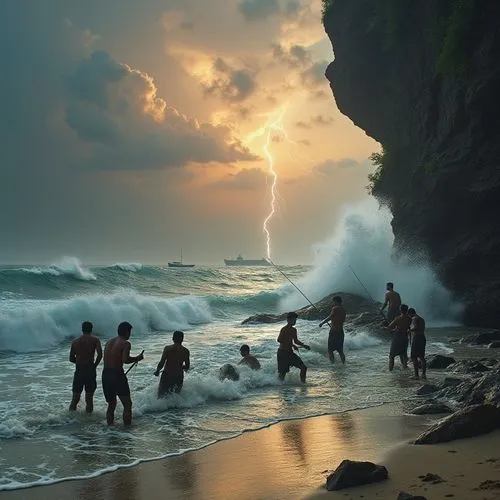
[
  {"xmin": 125, "ymin": 350, "xmax": 144, "ymax": 375},
  {"xmin": 348, "ymin": 265, "xmax": 385, "ymax": 318},
  {"xmin": 267, "ymin": 258, "xmax": 331, "ymax": 327}
]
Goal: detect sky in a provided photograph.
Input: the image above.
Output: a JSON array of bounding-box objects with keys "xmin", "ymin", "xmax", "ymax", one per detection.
[{"xmin": 1, "ymin": 0, "xmax": 378, "ymax": 265}]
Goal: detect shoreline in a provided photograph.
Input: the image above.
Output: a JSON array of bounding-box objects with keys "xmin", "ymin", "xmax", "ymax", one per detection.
[{"xmin": 1, "ymin": 402, "xmax": 438, "ymax": 500}]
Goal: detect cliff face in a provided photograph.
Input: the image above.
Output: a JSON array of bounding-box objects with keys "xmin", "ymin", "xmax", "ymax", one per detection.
[{"xmin": 323, "ymin": 0, "xmax": 500, "ymax": 327}]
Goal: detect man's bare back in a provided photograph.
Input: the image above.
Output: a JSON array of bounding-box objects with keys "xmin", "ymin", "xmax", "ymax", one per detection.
[
  {"xmin": 70, "ymin": 335, "xmax": 101, "ymax": 366},
  {"xmin": 161, "ymin": 344, "xmax": 190, "ymax": 377},
  {"xmin": 386, "ymin": 290, "xmax": 401, "ymax": 309},
  {"xmin": 103, "ymin": 337, "xmax": 130, "ymax": 371}
]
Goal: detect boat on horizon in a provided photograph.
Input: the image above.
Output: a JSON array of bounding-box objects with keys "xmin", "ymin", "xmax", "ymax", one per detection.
[
  {"xmin": 224, "ymin": 255, "xmax": 271, "ymax": 266},
  {"xmin": 168, "ymin": 249, "xmax": 195, "ymax": 268}
]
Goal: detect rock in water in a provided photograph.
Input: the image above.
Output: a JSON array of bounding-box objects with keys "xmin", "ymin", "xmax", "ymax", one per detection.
[
  {"xmin": 219, "ymin": 363, "xmax": 240, "ymax": 382},
  {"xmin": 414, "ymin": 404, "xmax": 500, "ymax": 444},
  {"xmin": 426, "ymin": 355, "xmax": 456, "ymax": 369},
  {"xmin": 410, "ymin": 402, "xmax": 452, "ymax": 415},
  {"xmin": 326, "ymin": 460, "xmax": 388, "ymax": 491},
  {"xmin": 489, "ymin": 341, "xmax": 500, "ymax": 348}
]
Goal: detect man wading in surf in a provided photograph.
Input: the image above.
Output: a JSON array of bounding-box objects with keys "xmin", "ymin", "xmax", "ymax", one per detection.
[
  {"xmin": 319, "ymin": 295, "xmax": 346, "ymax": 364},
  {"xmin": 69, "ymin": 321, "xmax": 102, "ymax": 413},
  {"xmin": 277, "ymin": 312, "xmax": 310, "ymax": 383},
  {"xmin": 102, "ymin": 322, "xmax": 143, "ymax": 426},
  {"xmin": 387, "ymin": 304, "xmax": 411, "ymax": 371},
  {"xmin": 380, "ymin": 282, "xmax": 402, "ymax": 325}
]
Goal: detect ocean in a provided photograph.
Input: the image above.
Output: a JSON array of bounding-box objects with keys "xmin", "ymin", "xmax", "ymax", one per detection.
[{"xmin": 0, "ymin": 253, "xmax": 459, "ymax": 491}]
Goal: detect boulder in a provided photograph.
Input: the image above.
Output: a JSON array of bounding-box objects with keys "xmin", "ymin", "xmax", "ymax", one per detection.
[
  {"xmin": 489, "ymin": 341, "xmax": 500, "ymax": 348},
  {"xmin": 460, "ymin": 331, "xmax": 500, "ymax": 345},
  {"xmin": 441, "ymin": 377, "xmax": 463, "ymax": 389},
  {"xmin": 326, "ymin": 460, "xmax": 388, "ymax": 491},
  {"xmin": 414, "ymin": 404, "xmax": 500, "ymax": 444},
  {"xmin": 410, "ymin": 402, "xmax": 452, "ymax": 415},
  {"xmin": 416, "ymin": 384, "xmax": 439, "ymax": 396},
  {"xmin": 449, "ymin": 360, "xmax": 490, "ymax": 374},
  {"xmin": 397, "ymin": 493, "xmax": 427, "ymax": 500},
  {"xmin": 426, "ymin": 355, "xmax": 455, "ymax": 369}
]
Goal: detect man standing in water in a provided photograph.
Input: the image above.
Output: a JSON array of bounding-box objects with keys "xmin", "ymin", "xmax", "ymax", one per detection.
[
  {"xmin": 409, "ymin": 308, "xmax": 427, "ymax": 380},
  {"xmin": 102, "ymin": 322, "xmax": 144, "ymax": 426},
  {"xmin": 380, "ymin": 282, "xmax": 402, "ymax": 324},
  {"xmin": 69, "ymin": 321, "xmax": 102, "ymax": 413},
  {"xmin": 319, "ymin": 295, "xmax": 346, "ymax": 364},
  {"xmin": 387, "ymin": 304, "xmax": 412, "ymax": 371},
  {"xmin": 154, "ymin": 330, "xmax": 190, "ymax": 397},
  {"xmin": 238, "ymin": 344, "xmax": 261, "ymax": 370},
  {"xmin": 277, "ymin": 312, "xmax": 310, "ymax": 383}
]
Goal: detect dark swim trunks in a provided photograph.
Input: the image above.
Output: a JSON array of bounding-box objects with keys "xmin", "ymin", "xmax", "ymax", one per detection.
[
  {"xmin": 390, "ymin": 333, "xmax": 409, "ymax": 358},
  {"xmin": 102, "ymin": 368, "xmax": 130, "ymax": 403},
  {"xmin": 158, "ymin": 372, "xmax": 184, "ymax": 396},
  {"xmin": 277, "ymin": 349, "xmax": 304, "ymax": 375},
  {"xmin": 411, "ymin": 335, "xmax": 426, "ymax": 360},
  {"xmin": 328, "ymin": 328, "xmax": 345, "ymax": 353},
  {"xmin": 386, "ymin": 306, "xmax": 400, "ymax": 324},
  {"xmin": 72, "ymin": 364, "xmax": 97, "ymax": 394}
]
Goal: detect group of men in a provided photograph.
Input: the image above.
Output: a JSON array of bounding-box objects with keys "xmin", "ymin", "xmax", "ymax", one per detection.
[{"xmin": 68, "ymin": 281, "xmax": 426, "ymax": 426}]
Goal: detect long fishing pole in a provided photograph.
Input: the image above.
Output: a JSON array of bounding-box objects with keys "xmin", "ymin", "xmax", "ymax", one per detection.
[
  {"xmin": 267, "ymin": 258, "xmax": 331, "ymax": 327},
  {"xmin": 348, "ymin": 265, "xmax": 385, "ymax": 318},
  {"xmin": 125, "ymin": 349, "xmax": 144, "ymax": 375}
]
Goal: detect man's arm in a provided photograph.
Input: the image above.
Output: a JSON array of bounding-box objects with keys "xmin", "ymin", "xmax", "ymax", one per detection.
[
  {"xmin": 380, "ymin": 293, "xmax": 389, "ymax": 312},
  {"xmin": 122, "ymin": 342, "xmax": 144, "ymax": 364},
  {"xmin": 154, "ymin": 348, "xmax": 167, "ymax": 376},
  {"xmin": 293, "ymin": 330, "xmax": 310, "ymax": 350},
  {"xmin": 69, "ymin": 342, "xmax": 76, "ymax": 364},
  {"xmin": 94, "ymin": 339, "xmax": 103, "ymax": 368},
  {"xmin": 183, "ymin": 351, "xmax": 190, "ymax": 372},
  {"xmin": 387, "ymin": 318, "xmax": 398, "ymax": 331},
  {"xmin": 277, "ymin": 327, "xmax": 284, "ymax": 343}
]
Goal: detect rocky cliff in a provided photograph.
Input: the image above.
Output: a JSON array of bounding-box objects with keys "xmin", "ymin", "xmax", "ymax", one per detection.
[{"xmin": 322, "ymin": 0, "xmax": 500, "ymax": 327}]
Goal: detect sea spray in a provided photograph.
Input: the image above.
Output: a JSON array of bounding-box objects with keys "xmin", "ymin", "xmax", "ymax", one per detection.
[{"xmin": 279, "ymin": 199, "xmax": 463, "ymax": 325}]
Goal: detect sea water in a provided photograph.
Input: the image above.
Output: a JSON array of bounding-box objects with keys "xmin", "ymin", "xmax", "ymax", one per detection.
[{"xmin": 0, "ymin": 201, "xmax": 462, "ymax": 490}]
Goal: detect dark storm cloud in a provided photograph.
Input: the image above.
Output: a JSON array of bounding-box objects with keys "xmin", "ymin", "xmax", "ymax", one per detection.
[
  {"xmin": 271, "ymin": 43, "xmax": 311, "ymax": 68},
  {"xmin": 238, "ymin": 0, "xmax": 280, "ymax": 21},
  {"xmin": 203, "ymin": 58, "xmax": 258, "ymax": 102}
]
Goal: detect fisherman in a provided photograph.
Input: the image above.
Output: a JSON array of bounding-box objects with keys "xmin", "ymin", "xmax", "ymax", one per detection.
[
  {"xmin": 102, "ymin": 322, "xmax": 144, "ymax": 426},
  {"xmin": 380, "ymin": 282, "xmax": 402, "ymax": 324},
  {"xmin": 408, "ymin": 308, "xmax": 427, "ymax": 380},
  {"xmin": 319, "ymin": 295, "xmax": 346, "ymax": 364},
  {"xmin": 277, "ymin": 312, "xmax": 310, "ymax": 383},
  {"xmin": 387, "ymin": 304, "xmax": 411, "ymax": 371},
  {"xmin": 238, "ymin": 344, "xmax": 261, "ymax": 370},
  {"xmin": 154, "ymin": 330, "xmax": 190, "ymax": 397},
  {"xmin": 69, "ymin": 321, "xmax": 102, "ymax": 413}
]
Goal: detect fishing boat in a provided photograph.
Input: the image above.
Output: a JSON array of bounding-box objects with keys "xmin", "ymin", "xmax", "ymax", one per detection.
[
  {"xmin": 224, "ymin": 255, "xmax": 271, "ymax": 266},
  {"xmin": 168, "ymin": 249, "xmax": 195, "ymax": 268}
]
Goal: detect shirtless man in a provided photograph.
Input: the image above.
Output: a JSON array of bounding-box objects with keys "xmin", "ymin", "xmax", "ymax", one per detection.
[
  {"xmin": 154, "ymin": 330, "xmax": 190, "ymax": 397},
  {"xmin": 409, "ymin": 308, "xmax": 427, "ymax": 380},
  {"xmin": 102, "ymin": 322, "xmax": 143, "ymax": 426},
  {"xmin": 319, "ymin": 296, "xmax": 346, "ymax": 364},
  {"xmin": 277, "ymin": 312, "xmax": 310, "ymax": 383},
  {"xmin": 69, "ymin": 321, "xmax": 102, "ymax": 413},
  {"xmin": 238, "ymin": 344, "xmax": 261, "ymax": 370},
  {"xmin": 380, "ymin": 282, "xmax": 402, "ymax": 324},
  {"xmin": 387, "ymin": 304, "xmax": 412, "ymax": 371}
]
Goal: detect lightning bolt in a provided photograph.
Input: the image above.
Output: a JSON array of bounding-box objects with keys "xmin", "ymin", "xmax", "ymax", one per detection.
[{"xmin": 245, "ymin": 104, "xmax": 296, "ymax": 260}]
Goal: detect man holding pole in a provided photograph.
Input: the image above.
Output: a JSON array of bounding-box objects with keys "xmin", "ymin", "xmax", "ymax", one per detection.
[
  {"xmin": 380, "ymin": 282, "xmax": 402, "ymax": 324},
  {"xmin": 319, "ymin": 296, "xmax": 346, "ymax": 364},
  {"xmin": 102, "ymin": 322, "xmax": 144, "ymax": 426}
]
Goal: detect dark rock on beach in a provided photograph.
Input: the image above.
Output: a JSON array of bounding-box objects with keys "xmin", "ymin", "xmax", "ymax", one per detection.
[
  {"xmin": 426, "ymin": 355, "xmax": 456, "ymax": 369},
  {"xmin": 322, "ymin": 1, "xmax": 500, "ymax": 327},
  {"xmin": 460, "ymin": 331, "xmax": 500, "ymax": 345},
  {"xmin": 410, "ymin": 402, "xmax": 452, "ymax": 415},
  {"xmin": 416, "ymin": 384, "xmax": 439, "ymax": 396},
  {"xmin": 326, "ymin": 460, "xmax": 388, "ymax": 491},
  {"xmin": 489, "ymin": 341, "xmax": 500, "ymax": 348},
  {"xmin": 398, "ymin": 493, "xmax": 427, "ymax": 500},
  {"xmin": 441, "ymin": 377, "xmax": 463, "ymax": 389},
  {"xmin": 449, "ymin": 360, "xmax": 490, "ymax": 374},
  {"xmin": 414, "ymin": 404, "xmax": 500, "ymax": 444}
]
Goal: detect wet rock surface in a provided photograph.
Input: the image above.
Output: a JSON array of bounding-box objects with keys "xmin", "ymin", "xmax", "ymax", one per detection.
[{"xmin": 326, "ymin": 460, "xmax": 388, "ymax": 491}]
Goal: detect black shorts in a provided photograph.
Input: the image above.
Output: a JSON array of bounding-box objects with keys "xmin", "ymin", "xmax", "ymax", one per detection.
[
  {"xmin": 102, "ymin": 368, "xmax": 130, "ymax": 403},
  {"xmin": 72, "ymin": 364, "xmax": 97, "ymax": 394},
  {"xmin": 411, "ymin": 335, "xmax": 426, "ymax": 360},
  {"xmin": 386, "ymin": 307, "xmax": 400, "ymax": 324},
  {"xmin": 277, "ymin": 349, "xmax": 305, "ymax": 375},
  {"xmin": 158, "ymin": 372, "xmax": 184, "ymax": 396},
  {"xmin": 390, "ymin": 335, "xmax": 408, "ymax": 358},
  {"xmin": 328, "ymin": 328, "xmax": 345, "ymax": 353}
]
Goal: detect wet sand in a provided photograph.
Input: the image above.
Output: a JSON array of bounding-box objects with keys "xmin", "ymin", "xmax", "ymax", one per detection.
[{"xmin": 1, "ymin": 403, "xmax": 436, "ymax": 500}]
